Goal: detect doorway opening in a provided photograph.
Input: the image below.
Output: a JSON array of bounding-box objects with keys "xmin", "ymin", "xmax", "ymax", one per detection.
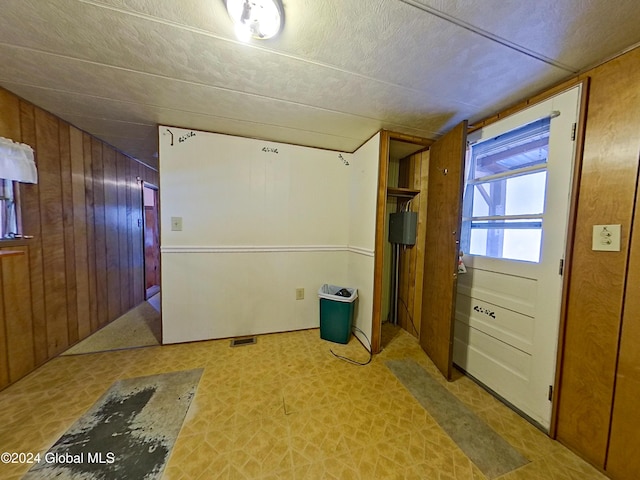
[
  {"xmin": 372, "ymin": 132, "xmax": 433, "ymax": 353},
  {"xmin": 143, "ymin": 183, "xmax": 160, "ymax": 300}
]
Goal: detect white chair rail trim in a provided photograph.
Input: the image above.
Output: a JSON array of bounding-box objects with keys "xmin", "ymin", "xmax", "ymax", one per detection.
[{"xmin": 161, "ymin": 245, "xmax": 375, "ymax": 257}]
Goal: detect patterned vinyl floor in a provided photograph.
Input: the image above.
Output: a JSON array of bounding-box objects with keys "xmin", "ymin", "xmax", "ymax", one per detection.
[{"xmin": 0, "ymin": 311, "xmax": 608, "ymax": 479}]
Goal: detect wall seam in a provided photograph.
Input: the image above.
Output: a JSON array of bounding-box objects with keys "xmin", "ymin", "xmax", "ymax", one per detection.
[{"xmin": 603, "ymin": 148, "xmax": 640, "ymax": 471}]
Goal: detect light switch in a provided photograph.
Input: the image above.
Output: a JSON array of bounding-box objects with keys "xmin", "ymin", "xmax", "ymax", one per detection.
[
  {"xmin": 171, "ymin": 217, "xmax": 183, "ymax": 231},
  {"xmin": 592, "ymin": 224, "xmax": 620, "ymax": 251}
]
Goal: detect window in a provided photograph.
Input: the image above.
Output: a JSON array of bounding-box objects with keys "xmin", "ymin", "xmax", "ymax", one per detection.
[
  {"xmin": 461, "ymin": 118, "xmax": 550, "ymax": 262},
  {"xmin": 0, "ymin": 179, "xmax": 19, "ymax": 239},
  {"xmin": 0, "ymin": 137, "xmax": 38, "ymax": 240},
  {"xmin": 0, "ymin": 137, "xmax": 36, "ymax": 240}
]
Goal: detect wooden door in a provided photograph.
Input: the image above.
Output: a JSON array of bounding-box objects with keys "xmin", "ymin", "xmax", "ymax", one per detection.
[{"xmin": 420, "ymin": 121, "xmax": 467, "ymax": 380}]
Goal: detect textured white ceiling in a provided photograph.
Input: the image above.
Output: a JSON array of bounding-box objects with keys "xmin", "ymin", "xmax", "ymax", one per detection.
[{"xmin": 1, "ymin": 0, "xmax": 639, "ymax": 169}]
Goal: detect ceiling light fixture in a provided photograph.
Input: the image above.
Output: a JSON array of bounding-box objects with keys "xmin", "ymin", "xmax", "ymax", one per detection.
[{"xmin": 226, "ymin": 0, "xmax": 284, "ymax": 41}]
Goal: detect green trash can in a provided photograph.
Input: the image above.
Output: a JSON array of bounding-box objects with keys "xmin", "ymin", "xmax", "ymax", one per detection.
[{"xmin": 318, "ymin": 284, "xmax": 358, "ymax": 344}]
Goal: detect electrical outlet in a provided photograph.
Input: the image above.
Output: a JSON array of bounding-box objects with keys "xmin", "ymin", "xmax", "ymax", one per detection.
[
  {"xmin": 171, "ymin": 216, "xmax": 183, "ymax": 231},
  {"xmin": 295, "ymin": 288, "xmax": 304, "ymax": 300}
]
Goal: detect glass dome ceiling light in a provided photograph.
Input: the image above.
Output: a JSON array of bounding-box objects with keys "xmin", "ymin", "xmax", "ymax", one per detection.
[{"xmin": 226, "ymin": 0, "xmax": 284, "ymax": 41}]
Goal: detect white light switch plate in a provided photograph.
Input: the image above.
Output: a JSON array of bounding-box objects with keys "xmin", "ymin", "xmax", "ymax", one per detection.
[
  {"xmin": 592, "ymin": 224, "xmax": 620, "ymax": 251},
  {"xmin": 171, "ymin": 216, "xmax": 183, "ymax": 231}
]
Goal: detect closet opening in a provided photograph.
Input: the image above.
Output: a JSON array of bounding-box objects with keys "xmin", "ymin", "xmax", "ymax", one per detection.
[{"xmin": 373, "ymin": 132, "xmax": 432, "ymax": 352}]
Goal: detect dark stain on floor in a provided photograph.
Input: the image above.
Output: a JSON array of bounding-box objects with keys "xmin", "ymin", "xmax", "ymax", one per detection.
[
  {"xmin": 54, "ymin": 387, "xmax": 168, "ymax": 479},
  {"xmin": 25, "ymin": 369, "xmax": 201, "ymax": 480}
]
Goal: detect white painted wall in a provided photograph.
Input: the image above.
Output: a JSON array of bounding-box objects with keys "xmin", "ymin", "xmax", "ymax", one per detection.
[
  {"xmin": 162, "ymin": 250, "xmax": 348, "ymax": 342},
  {"xmin": 159, "ymin": 129, "xmax": 349, "ymax": 247},
  {"xmin": 160, "ymin": 127, "xmax": 378, "ymax": 344},
  {"xmin": 347, "ymin": 134, "xmax": 380, "ymax": 346}
]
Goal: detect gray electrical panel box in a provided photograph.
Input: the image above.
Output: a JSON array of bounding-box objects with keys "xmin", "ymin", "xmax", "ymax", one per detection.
[{"xmin": 389, "ymin": 211, "xmax": 417, "ymax": 245}]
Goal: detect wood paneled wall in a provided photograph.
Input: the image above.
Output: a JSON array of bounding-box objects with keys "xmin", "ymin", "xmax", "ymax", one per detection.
[
  {"xmin": 553, "ymin": 48, "xmax": 640, "ymax": 476},
  {"xmin": 606, "ymin": 169, "xmax": 640, "ymax": 478},
  {"xmin": 0, "ymin": 87, "xmax": 158, "ymax": 390}
]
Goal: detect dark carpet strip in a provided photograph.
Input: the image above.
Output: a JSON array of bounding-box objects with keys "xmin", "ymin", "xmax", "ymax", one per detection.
[{"xmin": 386, "ymin": 359, "xmax": 529, "ymax": 479}]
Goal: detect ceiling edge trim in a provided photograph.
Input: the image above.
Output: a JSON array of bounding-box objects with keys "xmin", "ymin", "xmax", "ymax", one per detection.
[
  {"xmin": 158, "ymin": 123, "xmax": 356, "ymax": 155},
  {"xmin": 576, "ymin": 40, "xmax": 640, "ymax": 75}
]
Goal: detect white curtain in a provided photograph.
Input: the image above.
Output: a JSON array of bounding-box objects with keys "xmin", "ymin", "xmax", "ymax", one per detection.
[{"xmin": 0, "ymin": 136, "xmax": 37, "ymax": 184}]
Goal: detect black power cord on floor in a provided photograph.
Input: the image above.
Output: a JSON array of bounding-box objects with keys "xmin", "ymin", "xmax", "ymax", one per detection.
[
  {"xmin": 398, "ymin": 295, "xmax": 419, "ymax": 337},
  {"xmin": 329, "ymin": 326, "xmax": 373, "ymax": 366}
]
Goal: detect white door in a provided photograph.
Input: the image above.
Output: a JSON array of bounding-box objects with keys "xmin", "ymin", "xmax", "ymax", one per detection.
[{"xmin": 453, "ymin": 86, "xmax": 582, "ymax": 430}]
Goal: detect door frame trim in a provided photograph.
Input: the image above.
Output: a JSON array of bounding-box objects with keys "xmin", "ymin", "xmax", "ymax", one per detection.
[
  {"xmin": 371, "ymin": 131, "xmax": 433, "ymax": 353},
  {"xmin": 550, "ymin": 78, "xmax": 590, "ymax": 437}
]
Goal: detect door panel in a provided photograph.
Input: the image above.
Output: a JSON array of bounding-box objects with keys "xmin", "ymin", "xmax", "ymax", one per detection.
[
  {"xmin": 420, "ymin": 121, "xmax": 467, "ymax": 380},
  {"xmin": 457, "ymin": 266, "xmax": 537, "ymax": 316},
  {"xmin": 455, "ymin": 294, "xmax": 534, "ymax": 353},
  {"xmin": 454, "ymin": 86, "xmax": 582, "ymax": 429}
]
